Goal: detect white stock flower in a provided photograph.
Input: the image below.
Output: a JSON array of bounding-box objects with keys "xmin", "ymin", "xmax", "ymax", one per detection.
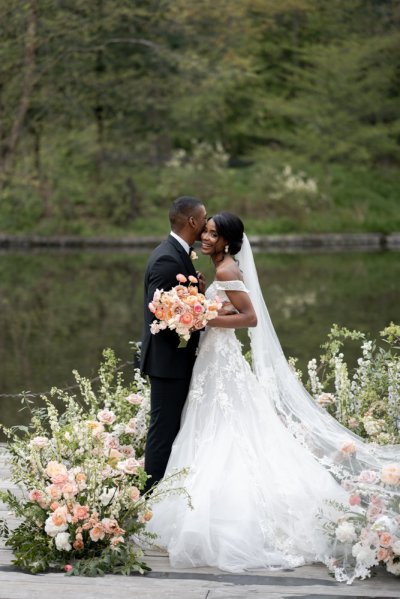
[
  {"xmin": 99, "ymin": 487, "xmax": 117, "ymax": 506},
  {"xmin": 29, "ymin": 436, "xmax": 49, "ymax": 449},
  {"xmin": 335, "ymin": 521, "xmax": 357, "ymax": 544},
  {"xmin": 386, "ymin": 558, "xmax": 400, "ymax": 576},
  {"xmin": 55, "ymin": 532, "xmax": 72, "ymax": 552},
  {"xmin": 354, "ymin": 545, "xmax": 378, "ymax": 568}
]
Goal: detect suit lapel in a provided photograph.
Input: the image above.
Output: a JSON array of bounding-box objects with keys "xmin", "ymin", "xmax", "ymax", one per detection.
[{"xmin": 167, "ymin": 235, "xmax": 197, "ymax": 276}]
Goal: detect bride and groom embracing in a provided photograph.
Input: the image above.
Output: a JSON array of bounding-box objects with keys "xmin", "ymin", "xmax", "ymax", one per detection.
[{"xmin": 140, "ymin": 196, "xmax": 394, "ymax": 579}]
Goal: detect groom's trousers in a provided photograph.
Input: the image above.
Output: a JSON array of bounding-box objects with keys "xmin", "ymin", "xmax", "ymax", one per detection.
[{"xmin": 144, "ymin": 375, "xmax": 191, "ymax": 493}]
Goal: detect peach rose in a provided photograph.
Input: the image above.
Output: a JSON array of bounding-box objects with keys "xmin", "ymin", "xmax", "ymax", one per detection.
[
  {"xmin": 179, "ymin": 312, "xmax": 194, "ymax": 326},
  {"xmin": 155, "ymin": 307, "xmax": 164, "ymax": 319},
  {"xmin": 381, "ymin": 463, "xmax": 400, "ymax": 486},
  {"xmin": 87, "ymin": 420, "xmax": 104, "ymax": 436},
  {"xmin": 143, "ymin": 510, "xmax": 153, "ymax": 522},
  {"xmin": 379, "ymin": 532, "xmax": 392, "ymax": 548},
  {"xmin": 75, "ymin": 471, "xmax": 86, "ymax": 484},
  {"xmin": 188, "ymin": 275, "xmax": 198, "ymax": 284},
  {"xmin": 176, "ymin": 274, "xmax": 187, "ymax": 283},
  {"xmin": 50, "ymin": 502, "xmax": 60, "ymax": 511},
  {"xmin": 46, "ymin": 461, "xmax": 68, "ymax": 480},
  {"xmin": 51, "ymin": 506, "xmax": 69, "ymax": 527},
  {"xmin": 52, "ymin": 472, "xmax": 69, "ymax": 486},
  {"xmin": 110, "ymin": 536, "xmax": 124, "ymax": 548},
  {"xmin": 101, "ymin": 518, "xmax": 119, "ymax": 534},
  {"xmin": 73, "ymin": 504, "xmax": 89, "ymax": 520},
  {"xmin": 73, "ymin": 539, "xmax": 84, "ymax": 551},
  {"xmin": 377, "ymin": 548, "xmax": 390, "ymax": 561},
  {"xmin": 188, "ymin": 286, "xmax": 198, "ymax": 296},
  {"xmin": 47, "ymin": 484, "xmax": 62, "ymax": 501},
  {"xmin": 89, "ymin": 523, "xmax": 105, "ymax": 542},
  {"xmin": 340, "ymin": 440, "xmax": 357, "ymax": 455},
  {"xmin": 62, "ymin": 482, "xmax": 78, "ymax": 500}
]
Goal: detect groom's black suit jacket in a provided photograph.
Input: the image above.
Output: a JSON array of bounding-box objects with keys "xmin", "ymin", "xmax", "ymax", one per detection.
[{"xmin": 140, "ymin": 235, "xmax": 200, "ymax": 379}]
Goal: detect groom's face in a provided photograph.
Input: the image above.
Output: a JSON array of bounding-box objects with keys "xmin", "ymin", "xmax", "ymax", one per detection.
[{"xmin": 192, "ymin": 204, "xmax": 207, "ymax": 241}]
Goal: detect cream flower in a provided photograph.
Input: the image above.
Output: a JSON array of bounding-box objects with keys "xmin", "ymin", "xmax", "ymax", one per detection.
[
  {"xmin": 335, "ymin": 521, "xmax": 357, "ymax": 543},
  {"xmin": 45, "ymin": 461, "xmax": 68, "ymax": 480},
  {"xmin": 381, "ymin": 463, "xmax": 400, "ymax": 486},
  {"xmin": 55, "ymin": 532, "xmax": 72, "ymax": 552}
]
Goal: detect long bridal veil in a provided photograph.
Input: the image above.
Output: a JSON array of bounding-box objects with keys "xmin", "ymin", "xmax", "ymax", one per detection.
[{"xmin": 237, "ymin": 234, "xmax": 399, "ymax": 478}]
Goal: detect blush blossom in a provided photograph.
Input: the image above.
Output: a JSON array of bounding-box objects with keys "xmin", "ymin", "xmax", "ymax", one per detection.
[
  {"xmin": 97, "ymin": 409, "xmax": 116, "ymax": 425},
  {"xmin": 126, "ymin": 393, "xmax": 143, "ymax": 405}
]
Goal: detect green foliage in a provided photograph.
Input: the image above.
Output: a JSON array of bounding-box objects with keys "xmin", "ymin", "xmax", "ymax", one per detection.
[{"xmin": 0, "ymin": 1, "xmax": 399, "ymax": 234}]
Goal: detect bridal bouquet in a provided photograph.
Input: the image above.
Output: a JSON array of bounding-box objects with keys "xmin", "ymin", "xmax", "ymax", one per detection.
[
  {"xmin": 149, "ymin": 274, "xmax": 222, "ymax": 347},
  {"xmin": 0, "ymin": 350, "xmax": 160, "ymax": 576}
]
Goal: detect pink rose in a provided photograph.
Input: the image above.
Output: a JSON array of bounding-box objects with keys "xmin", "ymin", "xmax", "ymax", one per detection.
[
  {"xmin": 47, "ymin": 484, "xmax": 62, "ymax": 501},
  {"xmin": 97, "ymin": 409, "xmax": 116, "ymax": 425},
  {"xmin": 176, "ymin": 274, "xmax": 187, "ymax": 283},
  {"xmin": 148, "ymin": 302, "xmax": 156, "ymax": 313},
  {"xmin": 193, "ymin": 303, "xmax": 203, "ymax": 314},
  {"xmin": 117, "ymin": 458, "xmax": 139, "ymax": 475},
  {"xmin": 29, "ymin": 489, "xmax": 43, "ymax": 502},
  {"xmin": 349, "ymin": 494, "xmax": 361, "ymax": 506},
  {"xmin": 126, "ymin": 393, "xmax": 143, "ymax": 405},
  {"xmin": 64, "ymin": 564, "xmax": 73, "ymax": 572},
  {"xmin": 129, "ymin": 486, "xmax": 140, "ymax": 502},
  {"xmin": 188, "ymin": 275, "xmax": 198, "ymax": 284}
]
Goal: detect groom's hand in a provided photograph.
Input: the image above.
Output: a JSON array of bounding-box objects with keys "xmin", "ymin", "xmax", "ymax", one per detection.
[
  {"xmin": 196, "ymin": 271, "xmax": 206, "ymax": 294},
  {"xmin": 218, "ymin": 301, "xmax": 238, "ymax": 316}
]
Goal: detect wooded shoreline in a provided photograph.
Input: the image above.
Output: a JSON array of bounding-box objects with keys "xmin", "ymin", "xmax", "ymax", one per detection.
[{"xmin": 1, "ymin": 232, "xmax": 399, "ymax": 251}]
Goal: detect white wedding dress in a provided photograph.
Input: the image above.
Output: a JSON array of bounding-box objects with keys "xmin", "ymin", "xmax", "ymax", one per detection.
[
  {"xmin": 147, "ymin": 279, "xmax": 348, "ymax": 572},
  {"xmin": 146, "ymin": 236, "xmax": 398, "ymax": 580}
]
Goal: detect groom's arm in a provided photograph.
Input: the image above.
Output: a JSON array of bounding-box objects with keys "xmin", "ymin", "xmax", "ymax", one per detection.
[{"xmin": 147, "ymin": 255, "xmax": 182, "ymax": 300}]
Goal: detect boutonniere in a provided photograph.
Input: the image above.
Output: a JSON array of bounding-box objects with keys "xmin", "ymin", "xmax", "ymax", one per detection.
[{"xmin": 190, "ymin": 250, "xmax": 198, "ymax": 261}]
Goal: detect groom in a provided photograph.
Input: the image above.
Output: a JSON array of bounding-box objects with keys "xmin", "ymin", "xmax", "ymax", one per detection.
[{"xmin": 141, "ymin": 196, "xmax": 207, "ymax": 492}]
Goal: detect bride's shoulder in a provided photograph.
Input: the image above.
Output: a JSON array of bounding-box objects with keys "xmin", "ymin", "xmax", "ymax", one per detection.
[{"xmin": 215, "ymin": 260, "xmax": 242, "ymax": 283}]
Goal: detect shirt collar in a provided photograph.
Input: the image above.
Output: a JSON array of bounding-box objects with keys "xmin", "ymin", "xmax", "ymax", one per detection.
[{"xmin": 170, "ymin": 231, "xmax": 190, "ymax": 254}]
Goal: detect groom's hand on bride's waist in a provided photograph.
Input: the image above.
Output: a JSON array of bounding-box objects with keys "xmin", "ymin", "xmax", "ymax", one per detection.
[
  {"xmin": 196, "ymin": 271, "xmax": 206, "ymax": 294},
  {"xmin": 218, "ymin": 302, "xmax": 238, "ymax": 316}
]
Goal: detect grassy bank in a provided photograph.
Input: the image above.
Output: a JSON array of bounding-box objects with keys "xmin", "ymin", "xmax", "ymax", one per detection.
[{"xmin": 1, "ymin": 139, "xmax": 399, "ymax": 236}]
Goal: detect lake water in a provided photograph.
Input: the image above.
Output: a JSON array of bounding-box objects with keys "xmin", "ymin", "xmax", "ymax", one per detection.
[{"xmin": 1, "ymin": 248, "xmax": 399, "ymax": 437}]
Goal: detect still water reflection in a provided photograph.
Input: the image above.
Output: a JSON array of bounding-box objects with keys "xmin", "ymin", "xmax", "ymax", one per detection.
[{"xmin": 0, "ymin": 248, "xmax": 399, "ymax": 434}]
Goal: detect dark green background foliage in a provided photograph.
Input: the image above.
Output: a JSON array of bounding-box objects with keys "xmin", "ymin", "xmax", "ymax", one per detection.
[{"xmin": 0, "ymin": 1, "xmax": 399, "ymax": 234}]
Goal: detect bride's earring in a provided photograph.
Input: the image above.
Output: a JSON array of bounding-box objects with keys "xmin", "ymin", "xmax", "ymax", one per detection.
[{"xmin": 224, "ymin": 245, "xmax": 229, "ymax": 254}]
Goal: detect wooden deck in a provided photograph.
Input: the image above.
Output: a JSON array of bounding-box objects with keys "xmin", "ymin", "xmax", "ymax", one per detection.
[{"xmin": 1, "ymin": 447, "xmax": 399, "ymax": 599}]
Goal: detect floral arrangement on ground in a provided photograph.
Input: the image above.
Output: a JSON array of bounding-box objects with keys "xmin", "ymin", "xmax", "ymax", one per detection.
[{"xmin": 0, "ymin": 349, "xmax": 166, "ymax": 575}]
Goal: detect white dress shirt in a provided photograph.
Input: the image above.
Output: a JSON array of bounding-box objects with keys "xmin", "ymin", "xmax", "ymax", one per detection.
[{"xmin": 170, "ymin": 231, "xmax": 190, "ymax": 255}]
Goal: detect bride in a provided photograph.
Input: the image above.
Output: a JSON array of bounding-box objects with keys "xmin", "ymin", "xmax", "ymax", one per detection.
[{"xmin": 146, "ymin": 212, "xmax": 399, "ymax": 582}]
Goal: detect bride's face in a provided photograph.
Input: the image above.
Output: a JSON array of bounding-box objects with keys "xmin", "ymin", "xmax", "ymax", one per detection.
[{"xmin": 200, "ymin": 219, "xmax": 227, "ymax": 256}]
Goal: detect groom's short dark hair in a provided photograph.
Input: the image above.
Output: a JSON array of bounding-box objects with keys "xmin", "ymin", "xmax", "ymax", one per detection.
[{"xmin": 169, "ymin": 196, "xmax": 203, "ymax": 229}]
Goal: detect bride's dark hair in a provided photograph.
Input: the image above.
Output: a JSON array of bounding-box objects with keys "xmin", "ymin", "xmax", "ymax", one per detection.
[{"xmin": 212, "ymin": 212, "xmax": 244, "ymax": 256}]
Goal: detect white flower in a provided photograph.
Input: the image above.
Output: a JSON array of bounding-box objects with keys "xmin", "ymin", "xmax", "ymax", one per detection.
[
  {"xmin": 55, "ymin": 532, "xmax": 72, "ymax": 552},
  {"xmin": 386, "ymin": 557, "xmax": 400, "ymax": 575},
  {"xmin": 44, "ymin": 516, "xmax": 68, "ymax": 537},
  {"xmin": 392, "ymin": 540, "xmax": 400, "ymax": 555},
  {"xmin": 99, "ymin": 487, "xmax": 117, "ymax": 506},
  {"xmin": 190, "ymin": 250, "xmax": 198, "ymax": 261},
  {"xmin": 371, "ymin": 515, "xmax": 396, "ymax": 533},
  {"xmin": 29, "ymin": 436, "xmax": 49, "ymax": 449},
  {"xmin": 354, "ymin": 545, "xmax": 378, "ymax": 568},
  {"xmin": 335, "ymin": 521, "xmax": 357, "ymax": 544}
]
